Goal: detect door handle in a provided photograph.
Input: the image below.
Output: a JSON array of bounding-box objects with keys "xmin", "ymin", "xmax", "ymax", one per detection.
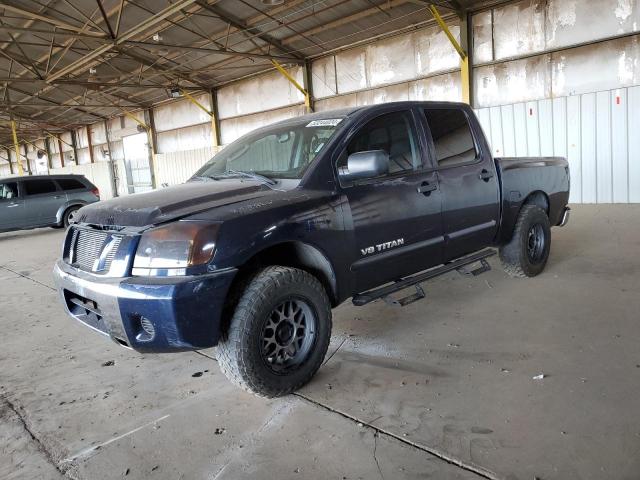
[
  {"xmin": 417, "ymin": 182, "xmax": 437, "ymax": 196},
  {"xmin": 478, "ymin": 169, "xmax": 494, "ymax": 182}
]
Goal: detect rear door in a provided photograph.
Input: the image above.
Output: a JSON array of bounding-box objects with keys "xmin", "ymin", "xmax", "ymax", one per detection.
[
  {"xmin": 338, "ymin": 108, "xmax": 444, "ymax": 293},
  {"xmin": 422, "ymin": 107, "xmax": 500, "ymax": 261},
  {"xmin": 0, "ymin": 181, "xmax": 24, "ymax": 230},
  {"xmin": 22, "ymin": 178, "xmax": 63, "ymax": 226}
]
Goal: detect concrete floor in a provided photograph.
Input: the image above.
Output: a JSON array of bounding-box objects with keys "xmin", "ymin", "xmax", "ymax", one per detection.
[{"xmin": 1, "ymin": 204, "xmax": 639, "ymax": 480}]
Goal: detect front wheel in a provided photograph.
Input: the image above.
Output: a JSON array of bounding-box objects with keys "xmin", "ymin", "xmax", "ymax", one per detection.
[
  {"xmin": 499, "ymin": 204, "xmax": 551, "ymax": 278},
  {"xmin": 217, "ymin": 266, "xmax": 332, "ymax": 397}
]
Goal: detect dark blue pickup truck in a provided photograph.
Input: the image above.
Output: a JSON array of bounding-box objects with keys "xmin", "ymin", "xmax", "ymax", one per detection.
[{"xmin": 54, "ymin": 101, "xmax": 570, "ymax": 397}]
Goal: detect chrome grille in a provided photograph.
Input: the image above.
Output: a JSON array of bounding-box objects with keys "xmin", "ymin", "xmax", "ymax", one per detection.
[{"xmin": 68, "ymin": 227, "xmax": 122, "ymax": 273}]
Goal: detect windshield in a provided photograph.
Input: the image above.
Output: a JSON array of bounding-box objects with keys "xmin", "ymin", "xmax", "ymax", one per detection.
[{"xmin": 193, "ymin": 118, "xmax": 344, "ymax": 181}]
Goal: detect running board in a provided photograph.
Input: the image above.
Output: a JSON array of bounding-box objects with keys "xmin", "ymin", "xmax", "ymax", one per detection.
[{"xmin": 352, "ymin": 249, "xmax": 496, "ymax": 307}]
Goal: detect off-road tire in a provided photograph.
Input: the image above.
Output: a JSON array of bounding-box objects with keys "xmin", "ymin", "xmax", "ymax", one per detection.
[
  {"xmin": 499, "ymin": 205, "xmax": 551, "ymax": 278},
  {"xmin": 217, "ymin": 266, "xmax": 332, "ymax": 398},
  {"xmin": 62, "ymin": 205, "xmax": 80, "ymax": 228}
]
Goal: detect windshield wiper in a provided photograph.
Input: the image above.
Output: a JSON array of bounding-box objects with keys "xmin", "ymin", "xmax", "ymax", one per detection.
[{"xmin": 221, "ymin": 169, "xmax": 277, "ymax": 185}]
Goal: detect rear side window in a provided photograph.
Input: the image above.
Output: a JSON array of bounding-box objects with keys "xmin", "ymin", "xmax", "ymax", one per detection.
[
  {"xmin": 424, "ymin": 109, "xmax": 478, "ymax": 168},
  {"xmin": 0, "ymin": 182, "xmax": 18, "ymax": 200},
  {"xmin": 24, "ymin": 179, "xmax": 57, "ymax": 196},
  {"xmin": 56, "ymin": 178, "xmax": 86, "ymax": 191}
]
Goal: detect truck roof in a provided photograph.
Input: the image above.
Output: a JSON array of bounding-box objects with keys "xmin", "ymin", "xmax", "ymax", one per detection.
[{"xmin": 270, "ymin": 100, "xmax": 469, "ymax": 128}]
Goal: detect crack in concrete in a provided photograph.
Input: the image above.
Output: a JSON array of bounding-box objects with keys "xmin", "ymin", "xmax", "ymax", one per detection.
[
  {"xmin": 293, "ymin": 392, "xmax": 500, "ymax": 480},
  {"xmin": 0, "ymin": 265, "xmax": 56, "ymax": 292},
  {"xmin": 1, "ymin": 395, "xmax": 75, "ymax": 479},
  {"xmin": 323, "ymin": 336, "xmax": 347, "ymax": 366},
  {"xmin": 372, "ymin": 431, "xmax": 385, "ymax": 480}
]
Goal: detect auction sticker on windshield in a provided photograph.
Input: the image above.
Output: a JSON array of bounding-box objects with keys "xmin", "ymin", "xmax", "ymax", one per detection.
[{"xmin": 306, "ymin": 119, "xmax": 342, "ymax": 127}]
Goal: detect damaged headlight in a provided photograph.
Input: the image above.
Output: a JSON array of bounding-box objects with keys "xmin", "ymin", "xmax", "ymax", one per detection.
[{"xmin": 132, "ymin": 222, "xmax": 221, "ymax": 276}]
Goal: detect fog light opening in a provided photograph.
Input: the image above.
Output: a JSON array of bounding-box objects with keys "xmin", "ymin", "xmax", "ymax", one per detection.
[{"xmin": 135, "ymin": 315, "xmax": 156, "ymax": 342}]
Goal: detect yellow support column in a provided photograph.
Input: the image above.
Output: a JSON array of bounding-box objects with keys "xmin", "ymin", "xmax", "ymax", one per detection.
[
  {"xmin": 271, "ymin": 60, "xmax": 313, "ymax": 113},
  {"xmin": 10, "ymin": 120, "xmax": 24, "ymax": 175},
  {"xmin": 180, "ymin": 89, "xmax": 220, "ymax": 148},
  {"xmin": 428, "ymin": 5, "xmax": 471, "ymax": 105}
]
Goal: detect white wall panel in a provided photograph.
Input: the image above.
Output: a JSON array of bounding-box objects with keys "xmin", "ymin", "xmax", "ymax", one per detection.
[
  {"xmin": 489, "ymin": 107, "xmax": 504, "ymax": 157},
  {"xmin": 552, "ymin": 97, "xmax": 567, "ymax": 161},
  {"xmin": 477, "ymin": 86, "xmax": 640, "ymax": 204},
  {"xmin": 154, "ymin": 94, "xmax": 211, "ymax": 132},
  {"xmin": 596, "ymin": 91, "xmax": 613, "ymax": 203},
  {"xmin": 628, "ymin": 86, "xmax": 640, "ymax": 202},
  {"xmin": 580, "ymin": 94, "xmax": 597, "ymax": 202},
  {"xmin": 538, "ymin": 99, "xmax": 554, "ymax": 157},
  {"xmin": 526, "ymin": 102, "xmax": 541, "ymax": 157},
  {"xmin": 153, "ymin": 146, "xmax": 220, "ymax": 187},
  {"xmin": 611, "ymin": 89, "xmax": 629, "ymax": 202},
  {"xmin": 217, "ymin": 68, "xmax": 305, "ymax": 119},
  {"xmin": 566, "ymin": 96, "xmax": 582, "ymax": 203},
  {"xmin": 500, "ymin": 105, "xmax": 517, "ymax": 157},
  {"xmin": 513, "ymin": 103, "xmax": 529, "ymax": 157},
  {"xmin": 219, "ymin": 105, "xmax": 306, "ymax": 145}
]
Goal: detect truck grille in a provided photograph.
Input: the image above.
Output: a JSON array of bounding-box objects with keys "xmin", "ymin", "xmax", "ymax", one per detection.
[{"xmin": 68, "ymin": 227, "xmax": 122, "ymax": 273}]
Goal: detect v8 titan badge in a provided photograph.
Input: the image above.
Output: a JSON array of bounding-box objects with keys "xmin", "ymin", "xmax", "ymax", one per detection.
[{"xmin": 360, "ymin": 238, "xmax": 404, "ymax": 256}]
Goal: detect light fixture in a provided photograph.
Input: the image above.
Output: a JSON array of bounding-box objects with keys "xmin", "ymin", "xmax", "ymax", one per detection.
[
  {"xmin": 169, "ymin": 87, "xmax": 182, "ymax": 98},
  {"xmin": 89, "ymin": 67, "xmax": 97, "ymax": 75},
  {"xmin": 261, "ymin": 0, "xmax": 284, "ymax": 5},
  {"xmin": 152, "ymin": 33, "xmax": 163, "ymax": 42}
]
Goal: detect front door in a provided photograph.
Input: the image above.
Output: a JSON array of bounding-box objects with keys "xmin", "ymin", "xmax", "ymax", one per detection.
[
  {"xmin": 423, "ymin": 107, "xmax": 500, "ymax": 261},
  {"xmin": 0, "ymin": 181, "xmax": 24, "ymax": 230},
  {"xmin": 339, "ymin": 109, "xmax": 444, "ymax": 293}
]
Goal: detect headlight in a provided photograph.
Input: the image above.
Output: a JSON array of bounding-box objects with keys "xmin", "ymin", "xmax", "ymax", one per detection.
[{"xmin": 132, "ymin": 222, "xmax": 220, "ymax": 276}]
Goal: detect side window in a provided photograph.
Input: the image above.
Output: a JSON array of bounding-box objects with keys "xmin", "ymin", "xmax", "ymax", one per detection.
[
  {"xmin": 56, "ymin": 178, "xmax": 86, "ymax": 191},
  {"xmin": 424, "ymin": 109, "xmax": 478, "ymax": 168},
  {"xmin": 24, "ymin": 179, "xmax": 57, "ymax": 196},
  {"xmin": 337, "ymin": 111, "xmax": 420, "ymax": 176},
  {"xmin": 0, "ymin": 182, "xmax": 18, "ymax": 200}
]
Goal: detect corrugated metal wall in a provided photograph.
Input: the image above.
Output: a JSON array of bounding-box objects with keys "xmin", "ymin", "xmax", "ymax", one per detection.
[
  {"xmin": 476, "ymin": 86, "xmax": 640, "ymax": 203},
  {"xmin": 154, "ymin": 146, "xmax": 220, "ymax": 187}
]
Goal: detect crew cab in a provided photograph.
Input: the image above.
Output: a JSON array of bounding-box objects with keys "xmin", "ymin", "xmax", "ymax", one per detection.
[{"xmin": 53, "ymin": 102, "xmax": 570, "ymax": 397}]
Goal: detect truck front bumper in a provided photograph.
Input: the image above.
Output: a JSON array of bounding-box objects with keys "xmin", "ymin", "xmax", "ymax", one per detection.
[{"xmin": 53, "ymin": 260, "xmax": 237, "ymax": 353}]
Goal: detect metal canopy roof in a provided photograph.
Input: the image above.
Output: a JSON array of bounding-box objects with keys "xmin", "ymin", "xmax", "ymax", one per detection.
[{"xmin": 0, "ymin": 0, "xmax": 495, "ymax": 145}]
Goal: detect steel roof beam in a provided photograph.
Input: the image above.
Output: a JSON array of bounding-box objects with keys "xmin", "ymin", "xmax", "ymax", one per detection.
[
  {"xmin": 46, "ymin": 0, "xmax": 199, "ymax": 82},
  {"xmin": 0, "ymin": 3, "xmax": 105, "ymax": 37}
]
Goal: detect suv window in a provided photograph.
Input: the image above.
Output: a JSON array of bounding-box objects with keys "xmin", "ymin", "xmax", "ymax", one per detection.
[
  {"xmin": 24, "ymin": 179, "xmax": 57, "ymax": 196},
  {"xmin": 424, "ymin": 109, "xmax": 478, "ymax": 168},
  {"xmin": 0, "ymin": 182, "xmax": 18, "ymax": 200},
  {"xmin": 56, "ymin": 178, "xmax": 86, "ymax": 191},
  {"xmin": 337, "ymin": 111, "xmax": 420, "ymax": 176}
]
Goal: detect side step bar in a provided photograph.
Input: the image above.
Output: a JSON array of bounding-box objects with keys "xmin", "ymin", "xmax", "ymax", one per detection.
[{"xmin": 352, "ymin": 249, "xmax": 496, "ymax": 307}]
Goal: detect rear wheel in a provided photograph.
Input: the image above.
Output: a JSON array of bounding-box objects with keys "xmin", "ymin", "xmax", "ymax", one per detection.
[
  {"xmin": 63, "ymin": 206, "xmax": 80, "ymax": 228},
  {"xmin": 217, "ymin": 266, "xmax": 332, "ymax": 397},
  {"xmin": 499, "ymin": 205, "xmax": 551, "ymax": 278}
]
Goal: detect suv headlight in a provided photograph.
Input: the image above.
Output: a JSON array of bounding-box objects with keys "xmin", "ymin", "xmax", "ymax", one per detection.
[{"xmin": 132, "ymin": 222, "xmax": 220, "ymax": 276}]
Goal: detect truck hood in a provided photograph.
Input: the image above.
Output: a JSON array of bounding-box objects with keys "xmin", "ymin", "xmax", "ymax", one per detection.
[{"xmin": 75, "ymin": 180, "xmax": 278, "ymax": 228}]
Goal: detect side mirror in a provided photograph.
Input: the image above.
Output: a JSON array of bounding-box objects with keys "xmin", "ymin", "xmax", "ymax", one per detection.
[{"xmin": 338, "ymin": 150, "xmax": 389, "ymax": 182}]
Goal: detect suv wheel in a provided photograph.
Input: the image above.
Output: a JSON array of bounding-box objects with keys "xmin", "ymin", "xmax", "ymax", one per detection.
[
  {"xmin": 499, "ymin": 204, "xmax": 551, "ymax": 278},
  {"xmin": 217, "ymin": 266, "xmax": 332, "ymax": 397},
  {"xmin": 63, "ymin": 206, "xmax": 80, "ymax": 228}
]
